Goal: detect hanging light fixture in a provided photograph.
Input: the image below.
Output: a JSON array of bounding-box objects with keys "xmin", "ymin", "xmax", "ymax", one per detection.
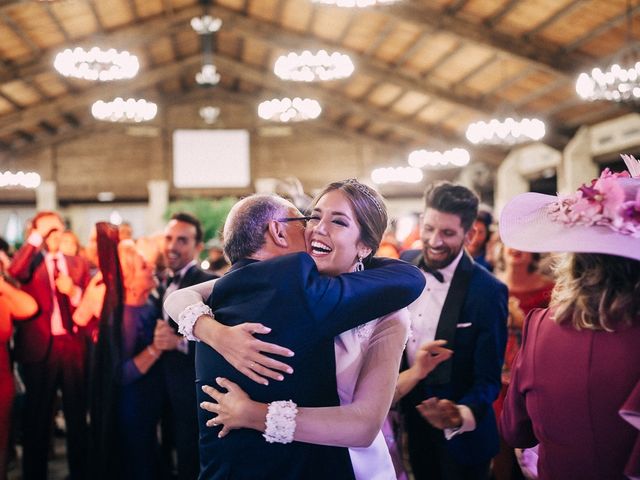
[
  {"xmin": 91, "ymin": 97, "xmax": 157, "ymax": 123},
  {"xmin": 408, "ymin": 148, "xmax": 471, "ymax": 169},
  {"xmin": 0, "ymin": 171, "xmax": 41, "ymax": 189},
  {"xmin": 576, "ymin": 0, "xmax": 640, "ymax": 102},
  {"xmin": 312, "ymin": 0, "xmax": 400, "ymax": 7},
  {"xmin": 465, "ymin": 117, "xmax": 545, "ymax": 145},
  {"xmin": 54, "ymin": 47, "xmax": 139, "ymax": 81},
  {"xmin": 191, "ymin": 10, "xmax": 222, "ymax": 87},
  {"xmin": 274, "ymin": 50, "xmax": 354, "ymax": 82},
  {"xmin": 371, "ymin": 167, "xmax": 423, "ymax": 185},
  {"xmin": 199, "ymin": 106, "xmax": 220, "ymax": 124},
  {"xmin": 258, "ymin": 97, "xmax": 322, "ymax": 122}
]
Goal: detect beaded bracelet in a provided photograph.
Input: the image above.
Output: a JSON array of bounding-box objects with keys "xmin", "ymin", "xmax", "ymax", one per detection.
[
  {"xmin": 263, "ymin": 400, "xmax": 298, "ymax": 444},
  {"xmin": 178, "ymin": 303, "xmax": 214, "ymax": 341}
]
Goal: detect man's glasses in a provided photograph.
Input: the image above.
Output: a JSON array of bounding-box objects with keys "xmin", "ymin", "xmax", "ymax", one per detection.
[{"xmin": 277, "ymin": 216, "xmax": 314, "ymax": 226}]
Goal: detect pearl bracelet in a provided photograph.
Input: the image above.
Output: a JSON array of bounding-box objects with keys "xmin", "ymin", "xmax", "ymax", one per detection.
[{"xmin": 263, "ymin": 400, "xmax": 298, "ymax": 444}]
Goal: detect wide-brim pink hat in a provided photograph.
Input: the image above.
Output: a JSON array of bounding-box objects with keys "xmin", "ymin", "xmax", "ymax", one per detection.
[
  {"xmin": 500, "ymin": 155, "xmax": 640, "ymax": 262},
  {"xmin": 499, "ymin": 190, "xmax": 640, "ymax": 261}
]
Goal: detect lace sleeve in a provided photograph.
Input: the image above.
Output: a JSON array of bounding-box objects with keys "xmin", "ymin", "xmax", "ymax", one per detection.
[{"xmin": 292, "ymin": 309, "xmax": 410, "ymax": 448}]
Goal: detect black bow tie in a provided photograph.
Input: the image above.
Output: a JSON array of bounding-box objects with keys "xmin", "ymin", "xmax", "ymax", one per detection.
[
  {"xmin": 420, "ymin": 262, "xmax": 444, "ymax": 283},
  {"xmin": 168, "ymin": 273, "xmax": 182, "ymax": 286}
]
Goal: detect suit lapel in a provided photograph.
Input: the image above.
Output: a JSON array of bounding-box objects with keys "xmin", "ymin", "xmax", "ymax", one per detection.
[{"xmin": 424, "ymin": 252, "xmax": 474, "ymax": 385}]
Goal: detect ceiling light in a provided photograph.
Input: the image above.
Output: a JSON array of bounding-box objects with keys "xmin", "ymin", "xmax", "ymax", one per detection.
[
  {"xmin": 190, "ymin": 15, "xmax": 222, "ymax": 35},
  {"xmin": 91, "ymin": 97, "xmax": 157, "ymax": 123},
  {"xmin": 195, "ymin": 64, "xmax": 220, "ymax": 86},
  {"xmin": 312, "ymin": 0, "xmax": 400, "ymax": 7},
  {"xmin": 258, "ymin": 97, "xmax": 322, "ymax": 122},
  {"xmin": 54, "ymin": 47, "xmax": 139, "ymax": 81},
  {"xmin": 0, "ymin": 171, "xmax": 41, "ymax": 189},
  {"xmin": 576, "ymin": 64, "xmax": 640, "ymax": 102},
  {"xmin": 274, "ymin": 50, "xmax": 354, "ymax": 82},
  {"xmin": 199, "ymin": 106, "xmax": 220, "ymax": 124},
  {"xmin": 408, "ymin": 148, "xmax": 470, "ymax": 168},
  {"xmin": 465, "ymin": 117, "xmax": 545, "ymax": 145},
  {"xmin": 371, "ymin": 167, "xmax": 423, "ymax": 185}
]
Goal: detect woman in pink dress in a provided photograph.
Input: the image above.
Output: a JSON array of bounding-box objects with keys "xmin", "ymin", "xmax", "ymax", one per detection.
[{"xmin": 498, "ymin": 156, "xmax": 640, "ymax": 480}]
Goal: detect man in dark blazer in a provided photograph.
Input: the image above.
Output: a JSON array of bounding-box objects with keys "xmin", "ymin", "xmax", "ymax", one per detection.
[
  {"xmin": 154, "ymin": 212, "xmax": 217, "ymax": 480},
  {"xmin": 399, "ymin": 182, "xmax": 508, "ymax": 480},
  {"xmin": 9, "ymin": 211, "xmax": 90, "ymax": 480},
  {"xmin": 176, "ymin": 194, "xmax": 425, "ymax": 480}
]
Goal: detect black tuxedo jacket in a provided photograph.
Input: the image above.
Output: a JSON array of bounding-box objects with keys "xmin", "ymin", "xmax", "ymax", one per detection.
[
  {"xmin": 197, "ymin": 253, "xmax": 425, "ymax": 480},
  {"xmin": 400, "ymin": 250, "xmax": 508, "ymax": 465},
  {"xmin": 9, "ymin": 243, "xmax": 90, "ymax": 363}
]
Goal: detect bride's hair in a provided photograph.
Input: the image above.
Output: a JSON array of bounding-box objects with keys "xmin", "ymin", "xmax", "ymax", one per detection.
[{"xmin": 310, "ymin": 179, "xmax": 387, "ymax": 262}]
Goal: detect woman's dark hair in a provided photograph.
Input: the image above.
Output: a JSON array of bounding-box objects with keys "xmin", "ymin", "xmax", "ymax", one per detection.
[
  {"xmin": 551, "ymin": 252, "xmax": 640, "ymax": 331},
  {"xmin": 89, "ymin": 222, "xmax": 123, "ymax": 479}
]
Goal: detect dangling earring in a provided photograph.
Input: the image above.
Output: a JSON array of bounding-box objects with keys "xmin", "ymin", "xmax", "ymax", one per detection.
[{"xmin": 354, "ymin": 255, "xmax": 364, "ymax": 272}]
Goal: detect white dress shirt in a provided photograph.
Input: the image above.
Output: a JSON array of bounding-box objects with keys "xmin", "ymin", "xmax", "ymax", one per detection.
[{"xmin": 405, "ymin": 249, "xmax": 476, "ymax": 438}]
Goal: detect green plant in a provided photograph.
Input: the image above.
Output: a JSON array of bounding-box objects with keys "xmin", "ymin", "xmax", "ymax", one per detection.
[{"xmin": 165, "ymin": 197, "xmax": 237, "ymax": 244}]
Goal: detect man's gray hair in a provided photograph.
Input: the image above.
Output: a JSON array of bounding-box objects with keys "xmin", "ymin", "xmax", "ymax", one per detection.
[{"xmin": 223, "ymin": 194, "xmax": 291, "ymax": 264}]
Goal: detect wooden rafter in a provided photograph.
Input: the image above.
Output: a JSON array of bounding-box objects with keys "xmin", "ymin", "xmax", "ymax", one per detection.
[
  {"xmin": 42, "ymin": 3, "xmax": 72, "ymax": 44},
  {"xmin": 485, "ymin": 0, "xmax": 522, "ymax": 28},
  {"xmin": 0, "ymin": 11, "xmax": 41, "ymax": 56}
]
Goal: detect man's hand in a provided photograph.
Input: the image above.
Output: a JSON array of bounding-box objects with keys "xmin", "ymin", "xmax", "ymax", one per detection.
[
  {"xmin": 412, "ymin": 340, "xmax": 453, "ymax": 380},
  {"xmin": 55, "ymin": 274, "xmax": 76, "ymax": 296},
  {"xmin": 207, "ymin": 322, "xmax": 295, "ymax": 386},
  {"xmin": 416, "ymin": 397, "xmax": 462, "ymax": 430},
  {"xmin": 154, "ymin": 320, "xmax": 181, "ymax": 351}
]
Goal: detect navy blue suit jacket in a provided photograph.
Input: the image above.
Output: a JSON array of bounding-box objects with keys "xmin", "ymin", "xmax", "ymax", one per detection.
[
  {"xmin": 400, "ymin": 250, "xmax": 508, "ymax": 465},
  {"xmin": 197, "ymin": 253, "xmax": 425, "ymax": 480}
]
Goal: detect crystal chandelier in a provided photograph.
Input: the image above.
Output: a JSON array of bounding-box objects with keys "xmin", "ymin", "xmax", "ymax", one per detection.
[
  {"xmin": 465, "ymin": 117, "xmax": 545, "ymax": 145},
  {"xmin": 0, "ymin": 170, "xmax": 41, "ymax": 189},
  {"xmin": 576, "ymin": 63, "xmax": 640, "ymax": 102},
  {"xmin": 408, "ymin": 148, "xmax": 470, "ymax": 169},
  {"xmin": 312, "ymin": 0, "xmax": 399, "ymax": 7},
  {"xmin": 199, "ymin": 106, "xmax": 220, "ymax": 124},
  {"xmin": 91, "ymin": 97, "xmax": 157, "ymax": 123},
  {"xmin": 371, "ymin": 167, "xmax": 423, "ymax": 185},
  {"xmin": 54, "ymin": 47, "xmax": 139, "ymax": 81},
  {"xmin": 258, "ymin": 97, "xmax": 322, "ymax": 122},
  {"xmin": 274, "ymin": 50, "xmax": 354, "ymax": 82},
  {"xmin": 191, "ymin": 14, "xmax": 222, "ymax": 87}
]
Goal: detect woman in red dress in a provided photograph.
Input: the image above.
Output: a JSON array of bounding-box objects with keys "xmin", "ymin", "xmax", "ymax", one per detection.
[{"xmin": 0, "ymin": 272, "xmax": 37, "ymax": 480}]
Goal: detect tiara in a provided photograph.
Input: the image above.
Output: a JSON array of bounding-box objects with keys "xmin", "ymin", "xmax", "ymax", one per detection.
[
  {"xmin": 547, "ymin": 154, "xmax": 640, "ymax": 237},
  {"xmin": 344, "ymin": 178, "xmax": 385, "ymax": 215}
]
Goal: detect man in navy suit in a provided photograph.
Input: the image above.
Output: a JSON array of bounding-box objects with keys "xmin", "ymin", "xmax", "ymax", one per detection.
[
  {"xmin": 182, "ymin": 194, "xmax": 425, "ymax": 480},
  {"xmin": 399, "ymin": 182, "xmax": 508, "ymax": 480},
  {"xmin": 154, "ymin": 212, "xmax": 217, "ymax": 480},
  {"xmin": 9, "ymin": 211, "xmax": 90, "ymax": 480}
]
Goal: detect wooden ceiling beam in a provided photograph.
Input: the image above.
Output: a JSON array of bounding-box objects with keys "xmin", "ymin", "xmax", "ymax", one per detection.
[
  {"xmin": 0, "ymin": 4, "xmax": 205, "ymax": 83},
  {"xmin": 485, "ymin": 0, "xmax": 521, "ymax": 28},
  {"xmin": 0, "ymin": 11, "xmax": 41, "ymax": 56},
  {"xmin": 523, "ymin": 0, "xmax": 584, "ymax": 39},
  {"xmin": 383, "ymin": 2, "xmax": 588, "ymax": 75},
  {"xmin": 42, "ymin": 3, "xmax": 72, "ymax": 44},
  {"xmin": 0, "ymin": 55, "xmax": 201, "ymax": 137}
]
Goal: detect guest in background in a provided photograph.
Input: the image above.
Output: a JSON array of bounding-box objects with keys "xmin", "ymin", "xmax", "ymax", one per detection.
[
  {"xmin": 118, "ymin": 221, "xmax": 133, "ymax": 241},
  {"xmin": 499, "ymin": 157, "xmax": 640, "ymax": 480},
  {"xmin": 90, "ymin": 224, "xmax": 164, "ymax": 480},
  {"xmin": 492, "ymin": 247, "xmax": 554, "ymax": 480},
  {"xmin": 9, "ymin": 211, "xmax": 90, "ymax": 480},
  {"xmin": 400, "ymin": 183, "xmax": 508, "ymax": 480},
  {"xmin": 203, "ymin": 237, "xmax": 230, "ymax": 277},
  {"xmin": 377, "ymin": 229, "xmax": 400, "ymax": 259},
  {"xmin": 60, "ymin": 230, "xmax": 81, "ymax": 257},
  {"xmin": 466, "ymin": 209, "xmax": 493, "ymax": 271},
  {"xmin": 0, "ymin": 270, "xmax": 37, "ymax": 480}
]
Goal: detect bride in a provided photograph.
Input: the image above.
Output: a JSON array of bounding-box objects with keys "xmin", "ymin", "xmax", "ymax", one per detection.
[{"xmin": 166, "ymin": 179, "xmax": 450, "ymax": 479}]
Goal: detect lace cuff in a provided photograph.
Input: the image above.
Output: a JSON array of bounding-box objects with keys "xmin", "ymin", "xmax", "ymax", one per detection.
[
  {"xmin": 263, "ymin": 400, "xmax": 297, "ymax": 444},
  {"xmin": 177, "ymin": 303, "xmax": 213, "ymax": 342}
]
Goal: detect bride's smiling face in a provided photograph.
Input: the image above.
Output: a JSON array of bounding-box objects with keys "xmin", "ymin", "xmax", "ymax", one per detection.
[{"xmin": 306, "ymin": 190, "xmax": 370, "ymax": 276}]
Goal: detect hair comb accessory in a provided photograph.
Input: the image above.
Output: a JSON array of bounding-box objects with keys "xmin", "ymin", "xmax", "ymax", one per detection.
[{"xmin": 344, "ymin": 178, "xmax": 385, "ymax": 215}]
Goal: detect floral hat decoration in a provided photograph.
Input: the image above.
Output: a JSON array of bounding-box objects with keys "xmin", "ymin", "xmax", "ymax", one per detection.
[{"xmin": 499, "ymin": 154, "xmax": 640, "ymax": 261}]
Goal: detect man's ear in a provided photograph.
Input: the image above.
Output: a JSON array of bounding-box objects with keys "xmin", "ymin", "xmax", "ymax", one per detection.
[{"xmin": 267, "ymin": 220, "xmax": 289, "ymax": 248}]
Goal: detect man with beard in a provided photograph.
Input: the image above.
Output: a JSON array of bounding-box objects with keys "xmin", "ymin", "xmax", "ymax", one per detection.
[
  {"xmin": 154, "ymin": 212, "xmax": 216, "ymax": 479},
  {"xmin": 398, "ymin": 182, "xmax": 508, "ymax": 480}
]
